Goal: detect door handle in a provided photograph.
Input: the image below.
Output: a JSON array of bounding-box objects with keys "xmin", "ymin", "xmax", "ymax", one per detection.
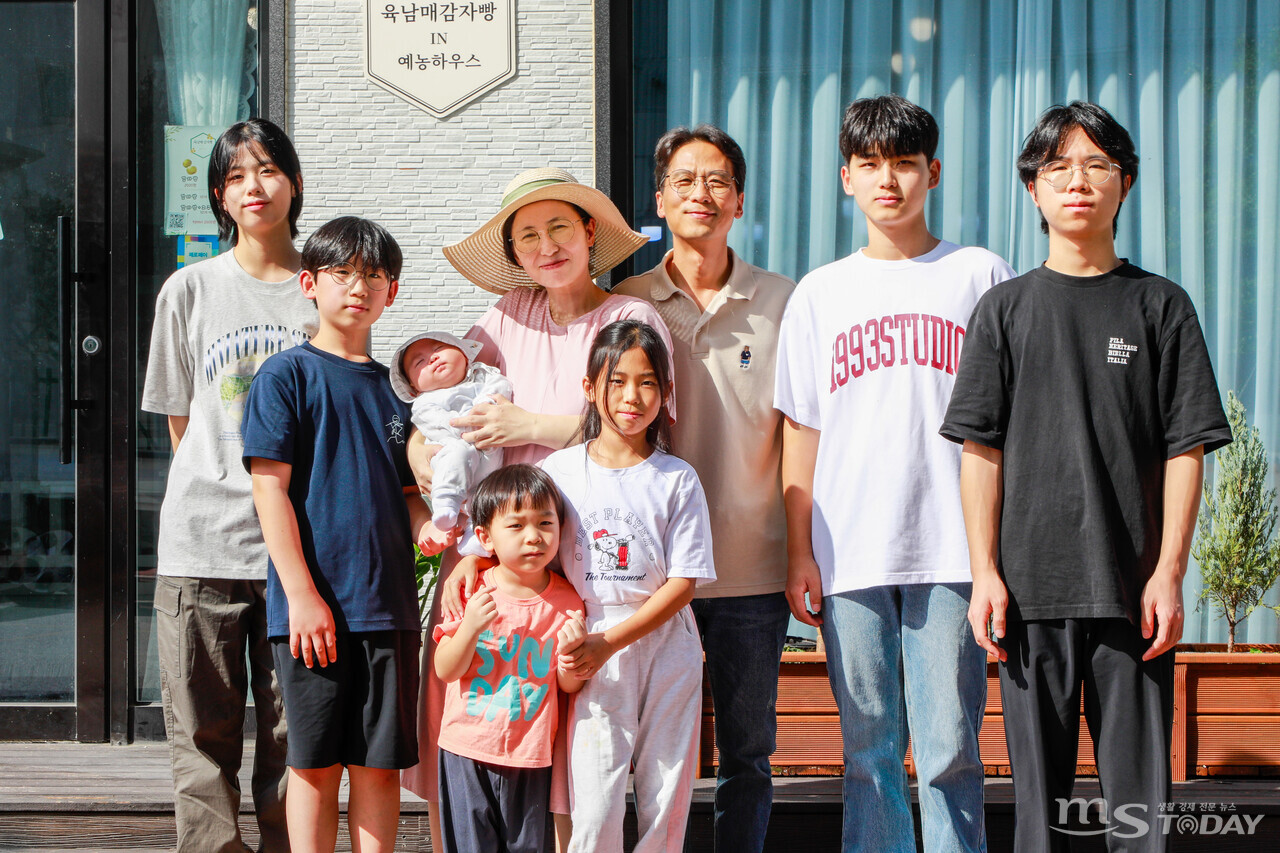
[{"xmin": 58, "ymin": 215, "xmax": 73, "ymax": 465}]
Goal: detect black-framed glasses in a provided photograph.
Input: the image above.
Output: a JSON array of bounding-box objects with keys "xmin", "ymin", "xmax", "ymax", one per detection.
[
  {"xmin": 662, "ymin": 170, "xmax": 738, "ymax": 198},
  {"xmin": 509, "ymin": 217, "xmax": 585, "ymax": 254},
  {"xmin": 317, "ymin": 264, "xmax": 391, "ymax": 290},
  {"xmin": 1038, "ymin": 157, "xmax": 1120, "ymax": 190}
]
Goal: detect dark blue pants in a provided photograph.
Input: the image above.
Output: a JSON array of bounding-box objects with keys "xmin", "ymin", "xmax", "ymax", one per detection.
[
  {"xmin": 692, "ymin": 591, "xmax": 791, "ymax": 853},
  {"xmin": 438, "ymin": 748, "xmax": 553, "ymax": 853}
]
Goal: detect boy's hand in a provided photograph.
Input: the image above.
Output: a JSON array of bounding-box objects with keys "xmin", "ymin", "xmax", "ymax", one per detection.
[
  {"xmin": 442, "ymin": 555, "xmax": 492, "ymax": 621},
  {"xmin": 290, "ymin": 590, "xmax": 338, "ymax": 668},
  {"xmin": 1140, "ymin": 569, "xmax": 1184, "ymax": 661},
  {"xmin": 786, "ymin": 553, "xmax": 824, "ymax": 627},
  {"xmin": 968, "ymin": 570, "xmax": 1009, "ymax": 663},
  {"xmin": 460, "ymin": 584, "xmax": 498, "ymax": 635},
  {"xmin": 556, "ymin": 610, "xmax": 587, "ymax": 662},
  {"xmin": 418, "ymin": 520, "xmax": 460, "ymax": 557},
  {"xmin": 559, "ymin": 631, "xmax": 615, "ymax": 681}
]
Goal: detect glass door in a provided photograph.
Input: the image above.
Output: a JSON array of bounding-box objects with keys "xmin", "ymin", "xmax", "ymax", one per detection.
[
  {"xmin": 132, "ymin": 0, "xmax": 261, "ymax": 736},
  {"xmin": 0, "ymin": 0, "xmax": 109, "ymax": 739}
]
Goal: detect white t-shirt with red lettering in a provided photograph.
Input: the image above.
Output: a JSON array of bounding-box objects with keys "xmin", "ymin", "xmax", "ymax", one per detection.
[{"xmin": 774, "ymin": 241, "xmax": 1014, "ymax": 595}]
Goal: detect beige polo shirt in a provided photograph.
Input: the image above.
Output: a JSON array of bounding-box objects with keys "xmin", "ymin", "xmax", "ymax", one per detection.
[{"xmin": 615, "ymin": 249, "xmax": 795, "ymax": 598}]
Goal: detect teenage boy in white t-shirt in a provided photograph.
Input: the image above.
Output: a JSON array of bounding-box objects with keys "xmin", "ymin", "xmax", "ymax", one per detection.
[{"xmin": 775, "ymin": 94, "xmax": 1013, "ymax": 853}]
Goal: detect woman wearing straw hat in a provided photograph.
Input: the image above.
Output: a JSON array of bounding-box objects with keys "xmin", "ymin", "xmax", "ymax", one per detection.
[{"xmin": 401, "ymin": 167, "xmax": 675, "ymax": 851}]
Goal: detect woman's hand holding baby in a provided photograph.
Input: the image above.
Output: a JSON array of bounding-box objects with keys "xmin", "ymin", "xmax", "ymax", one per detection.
[{"xmin": 452, "ymin": 394, "xmax": 534, "ymax": 450}]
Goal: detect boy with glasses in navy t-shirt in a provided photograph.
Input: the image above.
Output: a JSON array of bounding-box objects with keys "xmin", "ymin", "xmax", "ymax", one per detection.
[{"xmin": 243, "ymin": 216, "xmax": 445, "ymax": 852}]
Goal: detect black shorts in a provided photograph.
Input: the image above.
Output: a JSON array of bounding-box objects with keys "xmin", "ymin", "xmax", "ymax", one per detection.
[{"xmin": 272, "ymin": 630, "xmax": 421, "ymax": 769}]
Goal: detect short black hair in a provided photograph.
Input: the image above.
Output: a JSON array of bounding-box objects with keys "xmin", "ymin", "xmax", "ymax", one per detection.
[
  {"xmin": 1017, "ymin": 101, "xmax": 1138, "ymax": 235},
  {"xmin": 652, "ymin": 125, "xmax": 747, "ymax": 194},
  {"xmin": 471, "ymin": 464, "xmax": 565, "ymax": 530},
  {"xmin": 839, "ymin": 94, "xmax": 939, "ymax": 163},
  {"xmin": 207, "ymin": 118, "xmax": 303, "ymax": 243},
  {"xmin": 301, "ymin": 216, "xmax": 403, "ymax": 281}
]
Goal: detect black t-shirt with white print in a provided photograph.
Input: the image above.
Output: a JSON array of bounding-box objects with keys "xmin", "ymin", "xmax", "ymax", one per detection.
[{"xmin": 941, "ymin": 262, "xmax": 1231, "ymax": 623}]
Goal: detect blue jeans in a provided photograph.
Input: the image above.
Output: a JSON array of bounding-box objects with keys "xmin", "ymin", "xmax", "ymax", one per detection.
[
  {"xmin": 692, "ymin": 592, "xmax": 791, "ymax": 853},
  {"xmin": 821, "ymin": 583, "xmax": 987, "ymax": 853}
]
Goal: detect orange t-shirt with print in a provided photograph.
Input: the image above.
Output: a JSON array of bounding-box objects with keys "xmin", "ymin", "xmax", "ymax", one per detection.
[{"xmin": 434, "ymin": 569, "xmax": 583, "ymax": 768}]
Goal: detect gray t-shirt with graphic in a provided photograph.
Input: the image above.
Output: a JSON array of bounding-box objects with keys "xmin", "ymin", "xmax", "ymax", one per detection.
[{"xmin": 142, "ymin": 249, "xmax": 317, "ymax": 579}]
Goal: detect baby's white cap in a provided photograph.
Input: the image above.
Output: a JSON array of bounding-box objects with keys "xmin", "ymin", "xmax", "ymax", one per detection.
[{"xmin": 390, "ymin": 331, "xmax": 483, "ymax": 402}]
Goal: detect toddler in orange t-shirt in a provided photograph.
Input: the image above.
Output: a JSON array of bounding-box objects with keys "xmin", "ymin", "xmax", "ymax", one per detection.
[{"xmin": 432, "ymin": 464, "xmax": 586, "ymax": 853}]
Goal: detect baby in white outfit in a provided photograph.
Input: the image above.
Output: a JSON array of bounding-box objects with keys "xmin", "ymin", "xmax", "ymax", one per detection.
[{"xmin": 391, "ymin": 331, "xmax": 512, "ymax": 556}]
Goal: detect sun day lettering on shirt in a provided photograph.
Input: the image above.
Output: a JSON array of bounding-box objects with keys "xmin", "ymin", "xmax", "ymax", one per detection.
[
  {"xmin": 463, "ymin": 628, "xmax": 553, "ymax": 723},
  {"xmin": 574, "ymin": 507, "xmax": 659, "ymax": 582},
  {"xmin": 829, "ymin": 312, "xmax": 966, "ymax": 392},
  {"xmin": 1107, "ymin": 336, "xmax": 1138, "ymax": 365}
]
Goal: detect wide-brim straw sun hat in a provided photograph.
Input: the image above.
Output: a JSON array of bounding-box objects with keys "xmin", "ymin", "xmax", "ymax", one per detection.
[{"xmin": 443, "ymin": 167, "xmax": 649, "ymax": 295}]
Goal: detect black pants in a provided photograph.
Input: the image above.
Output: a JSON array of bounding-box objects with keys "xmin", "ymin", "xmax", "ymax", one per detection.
[
  {"xmin": 438, "ymin": 747, "xmax": 553, "ymax": 853},
  {"xmin": 999, "ymin": 618, "xmax": 1175, "ymax": 852}
]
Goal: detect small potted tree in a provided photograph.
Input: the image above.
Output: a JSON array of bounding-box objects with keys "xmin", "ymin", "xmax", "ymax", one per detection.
[
  {"xmin": 1171, "ymin": 391, "xmax": 1280, "ymax": 779},
  {"xmin": 1191, "ymin": 390, "xmax": 1280, "ymax": 651}
]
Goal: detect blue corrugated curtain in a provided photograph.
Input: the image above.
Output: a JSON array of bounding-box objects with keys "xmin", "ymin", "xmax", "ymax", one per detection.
[{"xmin": 661, "ymin": 0, "xmax": 1280, "ymax": 643}]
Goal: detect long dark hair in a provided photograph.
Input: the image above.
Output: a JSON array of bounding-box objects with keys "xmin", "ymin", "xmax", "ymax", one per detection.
[{"xmin": 576, "ymin": 320, "xmax": 673, "ymax": 453}]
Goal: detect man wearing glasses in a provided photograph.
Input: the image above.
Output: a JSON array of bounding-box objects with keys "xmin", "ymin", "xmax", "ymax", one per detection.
[
  {"xmin": 615, "ymin": 125, "xmax": 795, "ymax": 853},
  {"xmin": 943, "ymin": 102, "xmax": 1231, "ymax": 851}
]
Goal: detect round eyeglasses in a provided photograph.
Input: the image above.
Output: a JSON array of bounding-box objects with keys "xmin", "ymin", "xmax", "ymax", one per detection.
[
  {"xmin": 662, "ymin": 170, "xmax": 738, "ymax": 199},
  {"xmin": 509, "ymin": 217, "xmax": 585, "ymax": 254},
  {"xmin": 317, "ymin": 265, "xmax": 391, "ymax": 291},
  {"xmin": 1038, "ymin": 157, "xmax": 1120, "ymax": 190}
]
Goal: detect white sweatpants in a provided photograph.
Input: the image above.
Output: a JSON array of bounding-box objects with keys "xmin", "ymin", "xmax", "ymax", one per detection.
[{"xmin": 567, "ymin": 604, "xmax": 704, "ymax": 853}]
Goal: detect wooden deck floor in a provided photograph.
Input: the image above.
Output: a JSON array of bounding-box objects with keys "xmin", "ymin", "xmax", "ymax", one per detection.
[{"xmin": 1, "ymin": 742, "xmax": 1278, "ymax": 851}]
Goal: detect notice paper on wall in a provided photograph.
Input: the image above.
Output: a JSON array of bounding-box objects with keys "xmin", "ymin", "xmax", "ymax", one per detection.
[{"xmin": 163, "ymin": 125, "xmax": 223, "ymax": 236}]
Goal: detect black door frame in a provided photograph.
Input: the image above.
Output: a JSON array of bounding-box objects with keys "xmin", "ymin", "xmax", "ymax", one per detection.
[
  {"xmin": 0, "ymin": 0, "xmax": 111, "ymax": 742},
  {"xmin": 106, "ymin": 0, "xmax": 135, "ymax": 744}
]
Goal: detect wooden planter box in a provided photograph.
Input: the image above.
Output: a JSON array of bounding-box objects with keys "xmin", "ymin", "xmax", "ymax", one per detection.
[
  {"xmin": 1173, "ymin": 644, "xmax": 1280, "ymax": 781},
  {"xmin": 697, "ymin": 646, "xmax": 1280, "ymax": 780}
]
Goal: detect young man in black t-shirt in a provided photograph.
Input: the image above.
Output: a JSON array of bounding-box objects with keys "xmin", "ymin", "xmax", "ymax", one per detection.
[{"xmin": 941, "ymin": 102, "xmax": 1232, "ymax": 852}]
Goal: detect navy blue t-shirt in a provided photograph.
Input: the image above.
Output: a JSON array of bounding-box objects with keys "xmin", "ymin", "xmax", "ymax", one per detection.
[{"xmin": 241, "ymin": 342, "xmax": 418, "ymax": 636}]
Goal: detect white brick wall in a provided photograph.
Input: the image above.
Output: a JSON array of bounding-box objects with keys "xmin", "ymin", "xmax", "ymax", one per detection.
[{"xmin": 288, "ymin": 0, "xmax": 596, "ymax": 360}]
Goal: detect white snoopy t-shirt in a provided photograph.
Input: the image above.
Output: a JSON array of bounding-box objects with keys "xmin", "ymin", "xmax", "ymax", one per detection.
[{"xmin": 541, "ymin": 443, "xmax": 716, "ymax": 608}]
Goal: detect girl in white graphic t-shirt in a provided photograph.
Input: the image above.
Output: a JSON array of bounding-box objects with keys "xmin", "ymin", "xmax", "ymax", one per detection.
[{"xmin": 541, "ymin": 319, "xmax": 715, "ymax": 853}]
